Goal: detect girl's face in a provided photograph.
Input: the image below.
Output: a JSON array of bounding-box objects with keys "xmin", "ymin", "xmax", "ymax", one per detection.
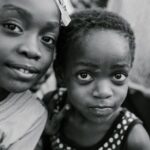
[
  {"xmin": 64, "ymin": 30, "xmax": 132, "ymax": 124},
  {"xmin": 0, "ymin": 0, "xmax": 60, "ymax": 94}
]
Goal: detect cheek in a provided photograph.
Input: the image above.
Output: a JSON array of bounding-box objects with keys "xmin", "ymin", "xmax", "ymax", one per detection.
[
  {"xmin": 67, "ymin": 83, "xmax": 88, "ymax": 107},
  {"xmin": 68, "ymin": 91, "xmax": 85, "ymax": 111},
  {"xmin": 41, "ymin": 50, "xmax": 55, "ymax": 68},
  {"xmin": 114, "ymin": 85, "xmax": 128, "ymax": 106},
  {"xmin": 37, "ymin": 52, "xmax": 54, "ymax": 79},
  {"xmin": 0, "ymin": 39, "xmax": 16, "ymax": 57}
]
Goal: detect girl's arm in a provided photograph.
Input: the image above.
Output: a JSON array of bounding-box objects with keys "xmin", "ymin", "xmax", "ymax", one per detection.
[{"xmin": 125, "ymin": 124, "xmax": 150, "ymax": 150}]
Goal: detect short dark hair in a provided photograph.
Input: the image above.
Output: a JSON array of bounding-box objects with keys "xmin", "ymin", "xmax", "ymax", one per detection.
[{"xmin": 54, "ymin": 10, "xmax": 135, "ymax": 85}]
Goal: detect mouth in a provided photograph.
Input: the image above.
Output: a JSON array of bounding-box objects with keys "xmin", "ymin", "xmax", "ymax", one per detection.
[
  {"xmin": 6, "ymin": 63, "xmax": 40, "ymax": 79},
  {"xmin": 88, "ymin": 105, "xmax": 113, "ymax": 116}
]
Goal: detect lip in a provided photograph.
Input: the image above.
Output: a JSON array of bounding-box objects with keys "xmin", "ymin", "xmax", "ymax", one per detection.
[
  {"xmin": 88, "ymin": 105, "xmax": 113, "ymax": 116},
  {"xmin": 90, "ymin": 105, "xmax": 112, "ymax": 109},
  {"xmin": 6, "ymin": 63, "xmax": 40, "ymax": 80},
  {"xmin": 6, "ymin": 63, "xmax": 40, "ymax": 74}
]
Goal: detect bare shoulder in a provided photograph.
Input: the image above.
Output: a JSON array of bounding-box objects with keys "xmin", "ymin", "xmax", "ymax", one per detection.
[{"xmin": 125, "ymin": 124, "xmax": 150, "ymax": 150}]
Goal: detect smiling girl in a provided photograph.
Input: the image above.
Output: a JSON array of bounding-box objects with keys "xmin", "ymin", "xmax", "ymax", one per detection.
[{"xmin": 0, "ymin": 0, "xmax": 70, "ymax": 149}]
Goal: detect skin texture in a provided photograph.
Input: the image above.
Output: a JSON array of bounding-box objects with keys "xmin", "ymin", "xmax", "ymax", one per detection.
[
  {"xmin": 62, "ymin": 30, "xmax": 132, "ymax": 146},
  {"xmin": 124, "ymin": 124, "xmax": 150, "ymax": 150},
  {"xmin": 0, "ymin": 0, "xmax": 60, "ymax": 100},
  {"xmin": 61, "ymin": 29, "xmax": 150, "ymax": 149},
  {"xmin": 65, "ymin": 30, "xmax": 131, "ymax": 124}
]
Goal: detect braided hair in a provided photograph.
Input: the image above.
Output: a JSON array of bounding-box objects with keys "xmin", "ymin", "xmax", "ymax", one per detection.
[{"xmin": 54, "ymin": 9, "xmax": 135, "ymax": 86}]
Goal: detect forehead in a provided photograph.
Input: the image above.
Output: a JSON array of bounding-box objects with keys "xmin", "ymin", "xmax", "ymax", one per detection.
[
  {"xmin": 0, "ymin": 0, "xmax": 60, "ymax": 25},
  {"xmin": 68, "ymin": 30, "xmax": 131, "ymax": 68}
]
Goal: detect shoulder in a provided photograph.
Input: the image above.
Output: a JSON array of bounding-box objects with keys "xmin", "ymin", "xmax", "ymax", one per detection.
[
  {"xmin": 16, "ymin": 91, "xmax": 48, "ymax": 137},
  {"xmin": 17, "ymin": 90, "xmax": 48, "ymax": 122},
  {"xmin": 26, "ymin": 90, "xmax": 47, "ymax": 114},
  {"xmin": 1, "ymin": 90, "xmax": 47, "ymax": 119},
  {"xmin": 0, "ymin": 91, "xmax": 48, "ymax": 147},
  {"xmin": 125, "ymin": 123, "xmax": 150, "ymax": 150}
]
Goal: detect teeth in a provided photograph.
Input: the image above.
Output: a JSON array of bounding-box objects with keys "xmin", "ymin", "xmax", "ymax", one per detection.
[{"xmin": 19, "ymin": 68, "xmax": 30, "ymax": 74}]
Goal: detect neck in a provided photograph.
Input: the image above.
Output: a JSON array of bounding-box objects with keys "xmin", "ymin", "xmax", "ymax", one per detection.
[
  {"xmin": 62, "ymin": 107, "xmax": 121, "ymax": 147},
  {"xmin": 69, "ymin": 107, "xmax": 118, "ymax": 127},
  {"xmin": 0, "ymin": 88, "xmax": 9, "ymax": 102}
]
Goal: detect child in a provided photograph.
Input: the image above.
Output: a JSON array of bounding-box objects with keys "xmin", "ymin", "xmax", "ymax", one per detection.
[
  {"xmin": 0, "ymin": 0, "xmax": 70, "ymax": 149},
  {"xmin": 44, "ymin": 10, "xmax": 150, "ymax": 150}
]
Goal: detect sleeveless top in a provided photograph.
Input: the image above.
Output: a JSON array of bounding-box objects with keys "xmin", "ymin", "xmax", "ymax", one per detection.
[{"xmin": 45, "ymin": 88, "xmax": 142, "ymax": 150}]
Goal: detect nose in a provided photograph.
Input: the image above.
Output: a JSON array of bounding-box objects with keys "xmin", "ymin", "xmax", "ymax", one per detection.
[
  {"xmin": 17, "ymin": 35, "xmax": 41, "ymax": 60},
  {"xmin": 92, "ymin": 79, "xmax": 113, "ymax": 99}
]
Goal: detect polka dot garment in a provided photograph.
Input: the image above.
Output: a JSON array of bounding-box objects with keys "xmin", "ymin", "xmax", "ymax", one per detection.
[{"xmin": 48, "ymin": 88, "xmax": 142, "ymax": 150}]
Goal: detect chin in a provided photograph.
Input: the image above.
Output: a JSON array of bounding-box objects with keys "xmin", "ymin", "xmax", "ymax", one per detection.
[{"xmin": 6, "ymin": 82, "xmax": 33, "ymax": 93}]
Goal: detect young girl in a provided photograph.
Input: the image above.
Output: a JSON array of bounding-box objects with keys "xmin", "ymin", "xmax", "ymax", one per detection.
[
  {"xmin": 44, "ymin": 10, "xmax": 150, "ymax": 150},
  {"xmin": 0, "ymin": 0, "xmax": 70, "ymax": 149}
]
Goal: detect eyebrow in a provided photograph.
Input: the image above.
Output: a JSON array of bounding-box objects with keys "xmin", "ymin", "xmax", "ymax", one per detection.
[
  {"xmin": 45, "ymin": 22, "xmax": 60, "ymax": 30},
  {"xmin": 110, "ymin": 64, "xmax": 131, "ymax": 69},
  {"xmin": 1, "ymin": 4, "xmax": 60, "ymax": 28},
  {"xmin": 76, "ymin": 61, "xmax": 130, "ymax": 69},
  {"xmin": 2, "ymin": 4, "xmax": 32, "ymax": 20},
  {"xmin": 75, "ymin": 61, "xmax": 99, "ymax": 68}
]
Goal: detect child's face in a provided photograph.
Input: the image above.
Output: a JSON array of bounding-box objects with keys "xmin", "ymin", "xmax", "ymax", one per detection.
[
  {"xmin": 64, "ymin": 30, "xmax": 132, "ymax": 123},
  {"xmin": 0, "ymin": 0, "xmax": 60, "ymax": 93}
]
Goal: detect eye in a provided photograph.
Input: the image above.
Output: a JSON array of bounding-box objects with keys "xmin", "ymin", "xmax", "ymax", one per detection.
[
  {"xmin": 41, "ymin": 36, "xmax": 55, "ymax": 46},
  {"xmin": 2, "ymin": 23, "xmax": 23, "ymax": 33},
  {"xmin": 112, "ymin": 73, "xmax": 127, "ymax": 82},
  {"xmin": 77, "ymin": 72, "xmax": 93, "ymax": 82}
]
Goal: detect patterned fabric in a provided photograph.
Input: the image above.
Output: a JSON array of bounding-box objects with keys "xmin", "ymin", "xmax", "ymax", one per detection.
[{"xmin": 48, "ymin": 89, "xmax": 142, "ymax": 150}]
